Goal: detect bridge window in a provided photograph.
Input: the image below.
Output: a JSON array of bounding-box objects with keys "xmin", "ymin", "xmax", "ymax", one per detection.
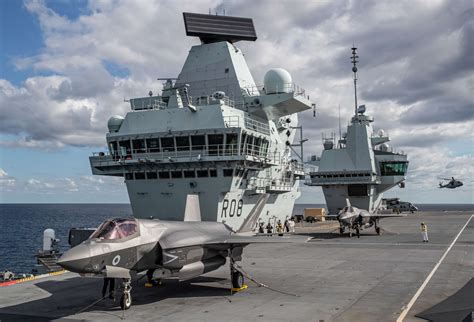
[
  {"xmin": 132, "ymin": 139, "xmax": 146, "ymax": 154},
  {"xmin": 134, "ymin": 172, "xmax": 145, "ymax": 180},
  {"xmin": 380, "ymin": 162, "xmax": 408, "ymax": 176},
  {"xmin": 261, "ymin": 139, "xmax": 269, "ymax": 156},
  {"xmin": 176, "ymin": 136, "xmax": 190, "ymax": 152},
  {"xmin": 223, "ymin": 169, "xmax": 234, "ymax": 177},
  {"xmin": 146, "ymin": 138, "xmax": 160, "ymax": 153},
  {"xmin": 125, "ymin": 173, "xmax": 133, "ymax": 180},
  {"xmin": 210, "ymin": 169, "xmax": 217, "ymax": 177},
  {"xmin": 184, "ymin": 170, "xmax": 195, "ymax": 178},
  {"xmin": 161, "ymin": 137, "xmax": 175, "ymax": 152},
  {"xmin": 191, "ymin": 135, "xmax": 205, "ymax": 151},
  {"xmin": 146, "ymin": 172, "xmax": 157, "ymax": 179},
  {"xmin": 241, "ymin": 133, "xmax": 247, "ymax": 154},
  {"xmin": 348, "ymin": 185, "xmax": 367, "ymax": 196},
  {"xmin": 208, "ymin": 134, "xmax": 224, "ymax": 156},
  {"xmin": 171, "ymin": 170, "xmax": 183, "ymax": 178},
  {"xmin": 119, "ymin": 140, "xmax": 131, "ymax": 157},
  {"xmin": 225, "ymin": 134, "xmax": 238, "ymax": 155},
  {"xmin": 108, "ymin": 141, "xmax": 117, "ymax": 156},
  {"xmin": 159, "ymin": 171, "xmax": 170, "ymax": 179},
  {"xmin": 197, "ymin": 170, "xmax": 208, "ymax": 177}
]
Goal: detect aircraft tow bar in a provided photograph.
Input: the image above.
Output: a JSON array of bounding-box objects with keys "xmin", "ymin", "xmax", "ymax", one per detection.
[{"xmin": 231, "ymin": 262, "xmax": 300, "ymax": 298}]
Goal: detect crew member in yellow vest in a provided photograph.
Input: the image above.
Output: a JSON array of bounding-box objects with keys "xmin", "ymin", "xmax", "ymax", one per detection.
[{"xmin": 420, "ymin": 222, "xmax": 429, "ymax": 242}]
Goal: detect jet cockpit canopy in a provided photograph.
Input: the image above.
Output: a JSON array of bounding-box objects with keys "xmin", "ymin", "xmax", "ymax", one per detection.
[{"xmin": 90, "ymin": 218, "xmax": 138, "ymax": 240}]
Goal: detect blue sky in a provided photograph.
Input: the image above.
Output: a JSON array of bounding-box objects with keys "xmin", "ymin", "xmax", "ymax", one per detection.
[{"xmin": 0, "ymin": 0, "xmax": 472, "ymax": 204}]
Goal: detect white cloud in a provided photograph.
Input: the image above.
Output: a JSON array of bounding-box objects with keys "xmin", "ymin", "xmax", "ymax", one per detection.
[{"xmin": 0, "ymin": 0, "xmax": 472, "ymax": 203}]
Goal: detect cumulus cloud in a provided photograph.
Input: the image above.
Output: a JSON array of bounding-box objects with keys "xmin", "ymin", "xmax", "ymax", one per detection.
[
  {"xmin": 1, "ymin": 174, "xmax": 125, "ymax": 199},
  {"xmin": 0, "ymin": 0, "xmax": 472, "ymax": 202},
  {"xmin": 0, "ymin": 168, "xmax": 17, "ymax": 191}
]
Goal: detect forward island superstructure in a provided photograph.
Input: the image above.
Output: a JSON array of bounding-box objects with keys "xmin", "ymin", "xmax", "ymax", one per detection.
[
  {"xmin": 306, "ymin": 47, "xmax": 408, "ymax": 214},
  {"xmin": 89, "ymin": 13, "xmax": 313, "ymax": 229}
]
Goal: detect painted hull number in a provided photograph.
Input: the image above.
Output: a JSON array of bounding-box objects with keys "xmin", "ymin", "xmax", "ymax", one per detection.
[{"xmin": 221, "ymin": 199, "xmax": 243, "ymax": 218}]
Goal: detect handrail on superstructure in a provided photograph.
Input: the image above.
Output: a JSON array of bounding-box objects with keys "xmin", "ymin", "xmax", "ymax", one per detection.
[{"xmin": 242, "ymin": 82, "xmax": 306, "ymax": 97}]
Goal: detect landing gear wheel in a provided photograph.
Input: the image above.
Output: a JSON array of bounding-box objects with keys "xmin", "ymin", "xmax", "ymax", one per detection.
[
  {"xmin": 339, "ymin": 227, "xmax": 345, "ymax": 235},
  {"xmin": 376, "ymin": 227, "xmax": 381, "ymax": 235},
  {"xmin": 232, "ymin": 271, "xmax": 244, "ymax": 289},
  {"xmin": 120, "ymin": 278, "xmax": 132, "ymax": 310},
  {"xmin": 356, "ymin": 228, "xmax": 360, "ymax": 238},
  {"xmin": 120, "ymin": 292, "xmax": 131, "ymax": 310}
]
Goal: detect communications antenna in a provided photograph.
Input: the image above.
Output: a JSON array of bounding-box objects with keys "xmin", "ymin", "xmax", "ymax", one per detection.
[
  {"xmin": 351, "ymin": 46, "xmax": 359, "ymax": 116},
  {"xmin": 338, "ymin": 104, "xmax": 342, "ymax": 148}
]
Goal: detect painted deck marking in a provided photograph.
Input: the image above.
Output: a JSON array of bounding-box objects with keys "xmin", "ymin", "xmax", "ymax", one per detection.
[{"xmin": 396, "ymin": 214, "xmax": 473, "ymax": 322}]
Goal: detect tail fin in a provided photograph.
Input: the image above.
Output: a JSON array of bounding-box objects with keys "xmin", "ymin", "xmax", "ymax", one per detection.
[
  {"xmin": 345, "ymin": 198, "xmax": 351, "ymax": 207},
  {"xmin": 236, "ymin": 194, "xmax": 269, "ymax": 234},
  {"xmin": 184, "ymin": 194, "xmax": 201, "ymax": 222}
]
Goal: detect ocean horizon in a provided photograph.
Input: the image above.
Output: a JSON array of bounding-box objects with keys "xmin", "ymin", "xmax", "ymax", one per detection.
[{"xmin": 0, "ymin": 203, "xmax": 472, "ymax": 274}]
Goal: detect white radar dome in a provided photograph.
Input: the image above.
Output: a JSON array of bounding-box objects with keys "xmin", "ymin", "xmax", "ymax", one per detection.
[
  {"xmin": 264, "ymin": 68, "xmax": 292, "ymax": 94},
  {"xmin": 380, "ymin": 143, "xmax": 390, "ymax": 152},
  {"xmin": 108, "ymin": 115, "xmax": 124, "ymax": 133},
  {"xmin": 378, "ymin": 129, "xmax": 385, "ymax": 137}
]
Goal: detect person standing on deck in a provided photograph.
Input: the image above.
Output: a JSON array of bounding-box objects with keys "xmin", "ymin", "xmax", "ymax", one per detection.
[
  {"xmin": 420, "ymin": 222, "xmax": 429, "ymax": 242},
  {"xmin": 289, "ymin": 218, "xmax": 296, "ymax": 233}
]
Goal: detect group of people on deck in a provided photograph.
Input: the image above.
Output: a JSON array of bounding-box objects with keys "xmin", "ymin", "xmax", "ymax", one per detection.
[{"xmin": 258, "ymin": 218, "xmax": 295, "ymax": 236}]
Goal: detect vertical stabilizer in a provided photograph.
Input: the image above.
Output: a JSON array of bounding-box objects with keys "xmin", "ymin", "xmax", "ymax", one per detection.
[
  {"xmin": 236, "ymin": 194, "xmax": 269, "ymax": 233},
  {"xmin": 346, "ymin": 198, "xmax": 351, "ymax": 207},
  {"xmin": 184, "ymin": 194, "xmax": 201, "ymax": 222}
]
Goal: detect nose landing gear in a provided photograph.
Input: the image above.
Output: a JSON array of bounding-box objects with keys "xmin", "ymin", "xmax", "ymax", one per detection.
[{"xmin": 120, "ymin": 279, "xmax": 132, "ymax": 310}]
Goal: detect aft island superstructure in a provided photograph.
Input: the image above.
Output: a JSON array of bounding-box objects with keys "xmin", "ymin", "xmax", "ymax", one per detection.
[
  {"xmin": 306, "ymin": 47, "xmax": 408, "ymax": 214},
  {"xmin": 90, "ymin": 13, "xmax": 313, "ymax": 229}
]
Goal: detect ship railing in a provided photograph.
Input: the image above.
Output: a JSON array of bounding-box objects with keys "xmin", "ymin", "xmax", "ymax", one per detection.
[
  {"xmin": 244, "ymin": 117, "xmax": 270, "ymax": 135},
  {"xmin": 247, "ymin": 177, "xmax": 294, "ymax": 192},
  {"xmin": 191, "ymin": 95, "xmax": 235, "ymax": 108},
  {"xmin": 92, "ymin": 143, "xmax": 281, "ymax": 164},
  {"xmin": 223, "ymin": 116, "xmax": 240, "ymax": 128},
  {"xmin": 289, "ymin": 161, "xmax": 305, "ymax": 173},
  {"xmin": 222, "ymin": 115, "xmax": 270, "ymax": 136},
  {"xmin": 129, "ymin": 96, "xmax": 167, "ymax": 111},
  {"xmin": 306, "ymin": 173, "xmax": 382, "ymax": 185},
  {"xmin": 242, "ymin": 83, "xmax": 306, "ymax": 97}
]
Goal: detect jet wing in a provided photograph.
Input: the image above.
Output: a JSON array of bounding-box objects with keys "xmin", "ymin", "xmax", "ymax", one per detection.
[
  {"xmin": 370, "ymin": 214, "xmax": 407, "ymax": 219},
  {"xmin": 203, "ymin": 235, "xmax": 303, "ymax": 248}
]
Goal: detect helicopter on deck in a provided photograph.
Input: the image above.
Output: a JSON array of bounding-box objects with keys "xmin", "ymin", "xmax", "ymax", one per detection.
[{"xmin": 438, "ymin": 177, "xmax": 463, "ymax": 189}]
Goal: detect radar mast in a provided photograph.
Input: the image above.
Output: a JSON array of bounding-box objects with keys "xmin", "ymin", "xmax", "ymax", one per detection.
[{"xmin": 351, "ymin": 47, "xmax": 359, "ymax": 116}]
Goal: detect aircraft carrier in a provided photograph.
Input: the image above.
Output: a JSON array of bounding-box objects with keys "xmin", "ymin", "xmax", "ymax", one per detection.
[{"xmin": 0, "ymin": 210, "xmax": 472, "ymax": 321}]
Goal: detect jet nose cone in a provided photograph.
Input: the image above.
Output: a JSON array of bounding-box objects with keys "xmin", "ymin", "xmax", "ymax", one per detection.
[{"xmin": 57, "ymin": 244, "xmax": 91, "ymax": 273}]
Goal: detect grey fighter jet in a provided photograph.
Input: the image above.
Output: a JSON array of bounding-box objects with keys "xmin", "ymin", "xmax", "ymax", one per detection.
[
  {"xmin": 57, "ymin": 194, "xmax": 280, "ymax": 310},
  {"xmin": 328, "ymin": 199, "xmax": 406, "ymax": 238}
]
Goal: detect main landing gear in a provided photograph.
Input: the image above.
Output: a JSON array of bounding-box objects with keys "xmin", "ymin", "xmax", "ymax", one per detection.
[
  {"xmin": 120, "ymin": 279, "xmax": 132, "ymax": 310},
  {"xmin": 229, "ymin": 257, "xmax": 245, "ymax": 291},
  {"xmin": 375, "ymin": 220, "xmax": 381, "ymax": 235}
]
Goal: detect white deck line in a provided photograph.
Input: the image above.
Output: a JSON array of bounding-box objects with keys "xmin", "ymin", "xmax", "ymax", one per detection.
[{"xmin": 396, "ymin": 214, "xmax": 473, "ymax": 322}]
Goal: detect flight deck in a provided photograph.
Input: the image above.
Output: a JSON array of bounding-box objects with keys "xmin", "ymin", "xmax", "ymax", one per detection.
[{"xmin": 0, "ymin": 210, "xmax": 472, "ymax": 321}]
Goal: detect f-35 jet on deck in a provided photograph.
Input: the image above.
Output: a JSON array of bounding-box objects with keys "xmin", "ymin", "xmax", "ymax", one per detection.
[
  {"xmin": 57, "ymin": 194, "xmax": 295, "ymax": 310},
  {"xmin": 328, "ymin": 199, "xmax": 405, "ymax": 238}
]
